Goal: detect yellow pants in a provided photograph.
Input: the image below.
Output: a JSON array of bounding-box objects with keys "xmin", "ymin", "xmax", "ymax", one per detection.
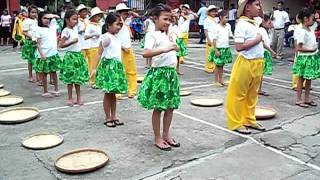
[
  {"xmin": 122, "ymin": 48, "xmax": 137, "ymax": 96},
  {"xmin": 82, "ymin": 49, "xmax": 90, "ymax": 64},
  {"xmin": 179, "ymin": 33, "xmax": 189, "ymax": 64},
  {"xmin": 226, "ymin": 55, "xmax": 264, "ymax": 130},
  {"xmin": 85, "ymin": 48, "xmax": 99, "ymax": 83},
  {"xmin": 205, "ymin": 43, "xmax": 215, "ymax": 73},
  {"xmin": 291, "ymin": 55, "xmax": 305, "ymax": 89}
]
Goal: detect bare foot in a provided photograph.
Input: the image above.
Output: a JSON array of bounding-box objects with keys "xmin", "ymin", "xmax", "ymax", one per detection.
[{"xmin": 66, "ymin": 100, "xmax": 74, "ymax": 107}]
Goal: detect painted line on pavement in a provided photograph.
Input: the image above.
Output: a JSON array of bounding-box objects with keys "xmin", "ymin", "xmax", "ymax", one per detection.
[
  {"xmin": 39, "ymin": 100, "xmax": 103, "ymax": 113},
  {"xmin": 0, "ymin": 67, "xmax": 27, "ymax": 73}
]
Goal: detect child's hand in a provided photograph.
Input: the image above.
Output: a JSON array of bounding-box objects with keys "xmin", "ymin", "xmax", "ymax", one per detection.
[
  {"xmin": 122, "ymin": 47, "xmax": 129, "ymax": 53},
  {"xmin": 207, "ymin": 41, "xmax": 212, "ymax": 47},
  {"xmin": 215, "ymin": 50, "xmax": 221, "ymax": 57},
  {"xmin": 175, "ymin": 45, "xmax": 180, "ymax": 52},
  {"xmin": 40, "ymin": 54, "xmax": 46, "ymax": 61},
  {"xmin": 163, "ymin": 44, "xmax": 177, "ymax": 53},
  {"xmin": 271, "ymin": 52, "xmax": 277, "ymax": 58}
]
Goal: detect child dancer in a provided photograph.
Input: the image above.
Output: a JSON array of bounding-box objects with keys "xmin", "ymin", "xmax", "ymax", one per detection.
[
  {"xmin": 142, "ymin": 13, "xmax": 155, "ymax": 68},
  {"xmin": 258, "ymin": 14, "xmax": 276, "ymax": 96},
  {"xmin": 84, "ymin": 7, "xmax": 104, "ymax": 87},
  {"xmin": 226, "ymin": 0, "xmax": 265, "ymax": 134},
  {"xmin": 138, "ymin": 4, "xmax": 181, "ymax": 151},
  {"xmin": 59, "ymin": 10, "xmax": 89, "ymax": 106},
  {"xmin": 94, "ymin": 12, "xmax": 128, "ymax": 127},
  {"xmin": 76, "ymin": 4, "xmax": 90, "ymax": 67},
  {"xmin": 208, "ymin": 10, "xmax": 233, "ymax": 86},
  {"xmin": 21, "ymin": 5, "xmax": 38, "ymax": 83},
  {"xmin": 203, "ymin": 5, "xmax": 218, "ymax": 73},
  {"xmin": 116, "ymin": 3, "xmax": 138, "ymax": 98},
  {"xmin": 293, "ymin": 8, "xmax": 319, "ymax": 108},
  {"xmin": 34, "ymin": 11, "xmax": 61, "ymax": 98}
]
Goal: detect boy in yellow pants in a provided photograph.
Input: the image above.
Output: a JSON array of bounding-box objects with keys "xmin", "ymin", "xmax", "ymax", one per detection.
[
  {"xmin": 226, "ymin": 0, "xmax": 266, "ymax": 134},
  {"xmin": 116, "ymin": 3, "xmax": 139, "ymax": 98}
]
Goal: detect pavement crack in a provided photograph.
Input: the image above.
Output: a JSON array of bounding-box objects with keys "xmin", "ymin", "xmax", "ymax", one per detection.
[
  {"xmin": 280, "ymin": 169, "xmax": 310, "ymax": 180},
  {"xmin": 33, "ymin": 153, "xmax": 62, "ymax": 180},
  {"xmin": 281, "ymin": 111, "xmax": 320, "ymax": 127}
]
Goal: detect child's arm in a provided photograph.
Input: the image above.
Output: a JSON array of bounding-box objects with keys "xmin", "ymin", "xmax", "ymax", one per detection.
[
  {"xmin": 204, "ymin": 29, "xmax": 212, "ymax": 46},
  {"xmin": 296, "ymin": 43, "xmax": 317, "ymax": 52},
  {"xmin": 235, "ymin": 34, "xmax": 262, "ymax": 52},
  {"xmin": 59, "ymin": 36, "xmax": 78, "ymax": 48},
  {"xmin": 36, "ymin": 39, "xmax": 46, "ymax": 60},
  {"xmin": 143, "ymin": 44, "xmax": 176, "ymax": 58},
  {"xmin": 263, "ymin": 42, "xmax": 276, "ymax": 57},
  {"xmin": 84, "ymin": 27, "xmax": 99, "ymax": 40}
]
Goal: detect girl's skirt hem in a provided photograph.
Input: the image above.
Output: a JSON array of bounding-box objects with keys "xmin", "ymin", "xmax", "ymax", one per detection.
[
  {"xmin": 292, "ymin": 53, "xmax": 320, "ymax": 80},
  {"xmin": 34, "ymin": 54, "xmax": 61, "ymax": 73},
  {"xmin": 176, "ymin": 38, "xmax": 188, "ymax": 57},
  {"xmin": 264, "ymin": 50, "xmax": 273, "ymax": 75},
  {"xmin": 208, "ymin": 47, "xmax": 233, "ymax": 66},
  {"xmin": 21, "ymin": 39, "xmax": 36, "ymax": 64}
]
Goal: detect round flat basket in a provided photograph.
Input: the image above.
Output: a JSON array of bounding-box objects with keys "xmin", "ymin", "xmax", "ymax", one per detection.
[
  {"xmin": 0, "ymin": 95, "xmax": 24, "ymax": 106},
  {"xmin": 256, "ymin": 106, "xmax": 277, "ymax": 120},
  {"xmin": 137, "ymin": 76, "xmax": 144, "ymax": 83},
  {"xmin": 180, "ymin": 91, "xmax": 192, "ymax": 96},
  {"xmin": 0, "ymin": 89, "xmax": 10, "ymax": 97},
  {"xmin": 22, "ymin": 133, "xmax": 63, "ymax": 150},
  {"xmin": 191, "ymin": 98, "xmax": 223, "ymax": 107},
  {"xmin": 55, "ymin": 149, "xmax": 109, "ymax": 174},
  {"xmin": 0, "ymin": 107, "xmax": 39, "ymax": 124},
  {"xmin": 0, "ymin": 84, "xmax": 3, "ymax": 89}
]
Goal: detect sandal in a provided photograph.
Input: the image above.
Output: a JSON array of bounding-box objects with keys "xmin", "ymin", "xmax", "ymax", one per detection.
[
  {"xmin": 258, "ymin": 91, "xmax": 270, "ymax": 96},
  {"xmin": 42, "ymin": 93, "xmax": 52, "ymax": 98},
  {"xmin": 154, "ymin": 142, "xmax": 172, "ymax": 151},
  {"xmin": 37, "ymin": 82, "xmax": 43, "ymax": 86},
  {"xmin": 51, "ymin": 91, "xmax": 61, "ymax": 97},
  {"xmin": 113, "ymin": 119, "xmax": 124, "ymax": 126},
  {"xmin": 245, "ymin": 123, "xmax": 266, "ymax": 131},
  {"xmin": 164, "ymin": 138, "xmax": 180, "ymax": 147},
  {"xmin": 104, "ymin": 120, "xmax": 116, "ymax": 128},
  {"xmin": 66, "ymin": 100, "xmax": 74, "ymax": 107},
  {"xmin": 305, "ymin": 101, "xmax": 317, "ymax": 107},
  {"xmin": 28, "ymin": 78, "xmax": 36, "ymax": 83},
  {"xmin": 234, "ymin": 127, "xmax": 251, "ymax": 134},
  {"xmin": 75, "ymin": 101, "xmax": 84, "ymax": 106},
  {"xmin": 296, "ymin": 102, "xmax": 309, "ymax": 108}
]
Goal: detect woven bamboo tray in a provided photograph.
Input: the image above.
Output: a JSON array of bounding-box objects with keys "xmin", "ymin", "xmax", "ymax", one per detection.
[
  {"xmin": 0, "ymin": 84, "xmax": 3, "ymax": 89},
  {"xmin": 0, "ymin": 107, "xmax": 39, "ymax": 124},
  {"xmin": 0, "ymin": 89, "xmax": 10, "ymax": 97},
  {"xmin": 22, "ymin": 133, "xmax": 63, "ymax": 150},
  {"xmin": 180, "ymin": 91, "xmax": 192, "ymax": 96},
  {"xmin": 256, "ymin": 106, "xmax": 277, "ymax": 120},
  {"xmin": 191, "ymin": 98, "xmax": 223, "ymax": 107},
  {"xmin": 0, "ymin": 95, "xmax": 24, "ymax": 106},
  {"xmin": 55, "ymin": 149, "xmax": 109, "ymax": 174}
]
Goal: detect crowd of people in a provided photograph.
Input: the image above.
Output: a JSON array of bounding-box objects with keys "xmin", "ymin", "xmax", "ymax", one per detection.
[{"xmin": 1, "ymin": 0, "xmax": 320, "ymax": 150}]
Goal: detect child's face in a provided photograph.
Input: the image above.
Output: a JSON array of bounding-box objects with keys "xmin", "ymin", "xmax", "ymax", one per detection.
[
  {"xmin": 68, "ymin": 14, "xmax": 78, "ymax": 27},
  {"xmin": 119, "ymin": 10, "xmax": 129, "ymax": 20},
  {"xmin": 181, "ymin": 7, "xmax": 188, "ymax": 15},
  {"xmin": 42, "ymin": 14, "xmax": 51, "ymax": 27},
  {"xmin": 108, "ymin": 17, "xmax": 122, "ymax": 34},
  {"xmin": 154, "ymin": 11, "xmax": 171, "ymax": 32},
  {"xmin": 208, "ymin": 10, "xmax": 217, "ymax": 17},
  {"xmin": 245, "ymin": 0, "xmax": 261, "ymax": 17},
  {"xmin": 264, "ymin": 19, "xmax": 273, "ymax": 29},
  {"xmin": 92, "ymin": 14, "xmax": 102, "ymax": 22},
  {"xmin": 305, "ymin": 14, "xmax": 315, "ymax": 26},
  {"xmin": 79, "ymin": 9, "xmax": 88, "ymax": 19},
  {"xmin": 221, "ymin": 15, "xmax": 229, "ymax": 24},
  {"xmin": 29, "ymin": 9, "xmax": 37, "ymax": 19}
]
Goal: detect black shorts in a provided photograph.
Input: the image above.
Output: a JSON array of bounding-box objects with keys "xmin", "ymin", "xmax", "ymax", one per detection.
[{"xmin": 0, "ymin": 26, "xmax": 11, "ymax": 38}]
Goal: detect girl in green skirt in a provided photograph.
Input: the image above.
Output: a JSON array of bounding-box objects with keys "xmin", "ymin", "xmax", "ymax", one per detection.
[
  {"xmin": 293, "ymin": 8, "xmax": 320, "ymax": 108},
  {"xmin": 208, "ymin": 11, "xmax": 233, "ymax": 86},
  {"xmin": 93, "ymin": 13, "xmax": 128, "ymax": 127},
  {"xmin": 21, "ymin": 6, "xmax": 38, "ymax": 83},
  {"xmin": 258, "ymin": 14, "xmax": 276, "ymax": 96},
  {"xmin": 59, "ymin": 10, "xmax": 89, "ymax": 106},
  {"xmin": 35, "ymin": 11, "xmax": 61, "ymax": 98},
  {"xmin": 138, "ymin": 4, "xmax": 181, "ymax": 151}
]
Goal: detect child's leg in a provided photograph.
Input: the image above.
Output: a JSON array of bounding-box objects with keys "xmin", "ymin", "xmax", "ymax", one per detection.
[
  {"xmin": 219, "ymin": 66, "xmax": 224, "ymax": 84},
  {"xmin": 214, "ymin": 66, "xmax": 219, "ymax": 83},
  {"xmin": 52, "ymin": 72, "xmax": 59, "ymax": 92},
  {"xmin": 162, "ymin": 109, "xmax": 179, "ymax": 147},
  {"xmin": 75, "ymin": 84, "xmax": 83, "ymax": 105},
  {"xmin": 42, "ymin": 73, "xmax": 48, "ymax": 94},
  {"xmin": 296, "ymin": 77, "xmax": 307, "ymax": 106},
  {"xmin": 66, "ymin": 84, "xmax": 73, "ymax": 106},
  {"xmin": 152, "ymin": 110, "xmax": 170, "ymax": 149},
  {"xmin": 176, "ymin": 57, "xmax": 182, "ymax": 75},
  {"xmin": 27, "ymin": 63, "xmax": 34, "ymax": 81},
  {"xmin": 304, "ymin": 80, "xmax": 315, "ymax": 105},
  {"xmin": 103, "ymin": 94, "xmax": 112, "ymax": 120},
  {"xmin": 50, "ymin": 73, "xmax": 54, "ymax": 84},
  {"xmin": 110, "ymin": 93, "xmax": 116, "ymax": 120}
]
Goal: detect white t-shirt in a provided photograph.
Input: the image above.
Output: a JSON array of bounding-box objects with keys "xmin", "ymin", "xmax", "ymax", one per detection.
[
  {"xmin": 197, "ymin": 7, "xmax": 208, "ymax": 26},
  {"xmin": 272, "ymin": 10, "xmax": 290, "ymax": 29},
  {"xmin": 1, "ymin": 15, "xmax": 11, "ymax": 27},
  {"xmin": 215, "ymin": 23, "xmax": 232, "ymax": 48},
  {"xmin": 61, "ymin": 27, "xmax": 81, "ymax": 52},
  {"xmin": 118, "ymin": 24, "xmax": 132, "ymax": 48},
  {"xmin": 259, "ymin": 27, "xmax": 271, "ymax": 48},
  {"xmin": 84, "ymin": 23, "xmax": 102, "ymax": 48},
  {"xmin": 144, "ymin": 31, "xmax": 177, "ymax": 68},
  {"xmin": 296, "ymin": 28, "xmax": 318, "ymax": 55},
  {"xmin": 234, "ymin": 19, "xmax": 264, "ymax": 59},
  {"xmin": 77, "ymin": 18, "xmax": 90, "ymax": 50},
  {"xmin": 310, "ymin": 22, "xmax": 318, "ymax": 32},
  {"xmin": 35, "ymin": 26, "xmax": 58, "ymax": 58},
  {"xmin": 101, "ymin": 33, "xmax": 122, "ymax": 61},
  {"xmin": 22, "ymin": 18, "xmax": 38, "ymax": 40},
  {"xmin": 203, "ymin": 17, "xmax": 218, "ymax": 42},
  {"xmin": 228, "ymin": 9, "xmax": 237, "ymax": 21},
  {"xmin": 145, "ymin": 18, "xmax": 155, "ymax": 33},
  {"xmin": 169, "ymin": 23, "xmax": 181, "ymax": 38},
  {"xmin": 178, "ymin": 14, "xmax": 194, "ymax": 33}
]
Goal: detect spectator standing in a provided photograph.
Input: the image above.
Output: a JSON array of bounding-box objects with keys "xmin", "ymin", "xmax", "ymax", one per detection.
[
  {"xmin": 271, "ymin": 1, "xmax": 290, "ymax": 59},
  {"xmin": 0, "ymin": 9, "xmax": 12, "ymax": 46},
  {"xmin": 228, "ymin": 4, "xmax": 237, "ymax": 33},
  {"xmin": 197, "ymin": 2, "xmax": 207, "ymax": 44}
]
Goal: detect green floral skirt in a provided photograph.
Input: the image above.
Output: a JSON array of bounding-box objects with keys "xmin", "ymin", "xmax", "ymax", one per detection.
[
  {"xmin": 264, "ymin": 50, "xmax": 273, "ymax": 75},
  {"xmin": 208, "ymin": 47, "xmax": 233, "ymax": 66},
  {"xmin": 176, "ymin": 38, "xmax": 188, "ymax": 57},
  {"xmin": 95, "ymin": 58, "xmax": 128, "ymax": 94},
  {"xmin": 59, "ymin": 51, "xmax": 90, "ymax": 85},
  {"xmin": 34, "ymin": 54, "xmax": 61, "ymax": 73},
  {"xmin": 21, "ymin": 39, "xmax": 36, "ymax": 64},
  {"xmin": 292, "ymin": 53, "xmax": 320, "ymax": 80},
  {"xmin": 138, "ymin": 67, "xmax": 180, "ymax": 111}
]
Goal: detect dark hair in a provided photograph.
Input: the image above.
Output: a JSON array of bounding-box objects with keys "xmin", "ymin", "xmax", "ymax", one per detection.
[
  {"xmin": 28, "ymin": 5, "xmax": 38, "ymax": 18},
  {"xmin": 218, "ymin": 10, "xmax": 227, "ymax": 19},
  {"xmin": 298, "ymin": 8, "xmax": 313, "ymax": 23},
  {"xmin": 278, "ymin": 1, "xmax": 284, "ymax": 5},
  {"xmin": 38, "ymin": 11, "xmax": 50, "ymax": 27},
  {"xmin": 260, "ymin": 14, "xmax": 271, "ymax": 28},
  {"xmin": 102, "ymin": 12, "xmax": 120, "ymax": 34},
  {"xmin": 62, "ymin": 9, "xmax": 77, "ymax": 30},
  {"xmin": 149, "ymin": 3, "xmax": 171, "ymax": 18}
]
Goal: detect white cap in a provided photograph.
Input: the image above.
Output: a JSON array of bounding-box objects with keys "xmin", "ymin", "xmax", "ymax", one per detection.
[
  {"xmin": 89, "ymin": 7, "xmax": 105, "ymax": 19},
  {"xmin": 116, "ymin": 3, "xmax": 130, "ymax": 11},
  {"xmin": 76, "ymin": 4, "xmax": 88, "ymax": 12},
  {"xmin": 65, "ymin": 0, "xmax": 71, "ymax": 2},
  {"xmin": 182, "ymin": 4, "xmax": 190, "ymax": 9},
  {"xmin": 207, "ymin": 5, "xmax": 217, "ymax": 12}
]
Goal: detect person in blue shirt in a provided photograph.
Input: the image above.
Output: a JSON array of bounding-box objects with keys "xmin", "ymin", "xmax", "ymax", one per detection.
[{"xmin": 197, "ymin": 2, "xmax": 207, "ymax": 44}]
